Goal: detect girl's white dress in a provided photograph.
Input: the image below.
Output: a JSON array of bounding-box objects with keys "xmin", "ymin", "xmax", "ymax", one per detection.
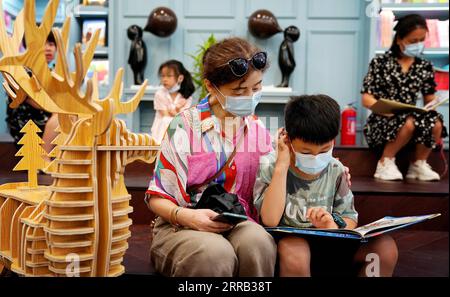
[{"xmin": 151, "ymin": 88, "xmax": 192, "ymax": 143}]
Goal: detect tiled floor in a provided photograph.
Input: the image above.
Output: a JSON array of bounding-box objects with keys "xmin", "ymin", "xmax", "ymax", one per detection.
[{"xmin": 123, "ymin": 225, "xmax": 449, "ymax": 277}]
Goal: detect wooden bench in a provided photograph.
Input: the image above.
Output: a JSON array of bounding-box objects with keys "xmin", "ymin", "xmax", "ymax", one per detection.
[{"xmin": 1, "ymin": 141, "xmax": 448, "ymax": 276}]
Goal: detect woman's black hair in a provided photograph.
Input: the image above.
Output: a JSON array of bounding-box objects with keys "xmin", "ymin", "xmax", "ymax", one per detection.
[
  {"xmin": 158, "ymin": 60, "xmax": 195, "ymax": 99},
  {"xmin": 389, "ymin": 14, "xmax": 428, "ymax": 58}
]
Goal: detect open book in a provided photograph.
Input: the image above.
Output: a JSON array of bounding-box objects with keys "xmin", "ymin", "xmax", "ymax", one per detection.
[
  {"xmin": 370, "ymin": 97, "xmax": 449, "ymax": 115},
  {"xmin": 265, "ymin": 214, "xmax": 441, "ymax": 242}
]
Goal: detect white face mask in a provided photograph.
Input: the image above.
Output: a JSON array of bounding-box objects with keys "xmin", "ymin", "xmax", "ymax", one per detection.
[
  {"xmin": 291, "ymin": 144, "xmax": 334, "ymax": 175},
  {"xmin": 166, "ymin": 83, "xmax": 181, "ymax": 94},
  {"xmin": 214, "ymin": 85, "xmax": 262, "ymax": 117}
]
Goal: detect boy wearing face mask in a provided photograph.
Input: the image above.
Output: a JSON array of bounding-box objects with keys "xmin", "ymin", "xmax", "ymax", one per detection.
[
  {"xmin": 253, "ymin": 95, "xmax": 398, "ymax": 277},
  {"xmin": 151, "ymin": 60, "xmax": 195, "ymax": 143}
]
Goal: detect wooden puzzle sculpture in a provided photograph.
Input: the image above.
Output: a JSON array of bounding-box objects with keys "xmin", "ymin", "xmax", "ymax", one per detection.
[{"xmin": 0, "ymin": 0, "xmax": 159, "ymax": 276}]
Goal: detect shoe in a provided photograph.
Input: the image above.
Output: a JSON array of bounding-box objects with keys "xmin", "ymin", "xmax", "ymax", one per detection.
[
  {"xmin": 374, "ymin": 158, "xmax": 403, "ymax": 181},
  {"xmin": 406, "ymin": 160, "xmax": 440, "ymax": 181}
]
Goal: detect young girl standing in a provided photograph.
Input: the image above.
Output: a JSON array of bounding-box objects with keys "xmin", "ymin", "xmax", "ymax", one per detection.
[{"xmin": 151, "ymin": 60, "xmax": 195, "ymax": 143}]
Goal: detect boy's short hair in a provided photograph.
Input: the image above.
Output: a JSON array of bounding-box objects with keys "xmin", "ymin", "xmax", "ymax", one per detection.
[
  {"xmin": 46, "ymin": 31, "xmax": 56, "ymax": 45},
  {"xmin": 285, "ymin": 95, "xmax": 340, "ymax": 145}
]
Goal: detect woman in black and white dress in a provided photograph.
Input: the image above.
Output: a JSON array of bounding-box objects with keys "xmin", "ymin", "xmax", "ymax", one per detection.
[{"xmin": 361, "ymin": 14, "xmax": 447, "ymax": 181}]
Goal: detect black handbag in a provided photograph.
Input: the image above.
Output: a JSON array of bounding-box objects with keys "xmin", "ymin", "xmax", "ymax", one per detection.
[
  {"xmin": 194, "ymin": 183, "xmax": 246, "ymax": 216},
  {"xmin": 187, "ymin": 126, "xmax": 248, "ymax": 216}
]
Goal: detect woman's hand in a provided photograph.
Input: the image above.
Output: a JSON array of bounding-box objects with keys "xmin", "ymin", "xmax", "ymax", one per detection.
[
  {"xmin": 178, "ymin": 208, "xmax": 233, "ymax": 233},
  {"xmin": 276, "ymin": 128, "xmax": 291, "ymax": 170},
  {"xmin": 306, "ymin": 207, "xmax": 338, "ymax": 229},
  {"xmin": 344, "ymin": 166, "xmax": 352, "ymax": 187},
  {"xmin": 335, "ymin": 158, "xmax": 352, "ymax": 187}
]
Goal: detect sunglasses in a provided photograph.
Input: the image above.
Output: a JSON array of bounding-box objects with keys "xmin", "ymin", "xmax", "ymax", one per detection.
[{"xmin": 221, "ymin": 51, "xmax": 267, "ymax": 77}]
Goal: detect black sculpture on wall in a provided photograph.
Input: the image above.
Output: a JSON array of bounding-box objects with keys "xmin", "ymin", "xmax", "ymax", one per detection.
[
  {"xmin": 248, "ymin": 9, "xmax": 301, "ymax": 88},
  {"xmin": 127, "ymin": 25, "xmax": 147, "ymax": 85},
  {"xmin": 248, "ymin": 9, "xmax": 282, "ymax": 39},
  {"xmin": 278, "ymin": 25, "xmax": 300, "ymax": 88},
  {"xmin": 126, "ymin": 7, "xmax": 178, "ymax": 85},
  {"xmin": 144, "ymin": 6, "xmax": 178, "ymax": 37}
]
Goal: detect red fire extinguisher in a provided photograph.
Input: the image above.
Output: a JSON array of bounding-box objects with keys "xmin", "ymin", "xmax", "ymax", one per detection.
[{"xmin": 341, "ymin": 103, "xmax": 357, "ymax": 146}]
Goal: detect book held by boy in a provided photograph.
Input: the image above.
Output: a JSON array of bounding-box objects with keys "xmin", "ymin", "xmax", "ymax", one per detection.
[
  {"xmin": 370, "ymin": 97, "xmax": 449, "ymax": 115},
  {"xmin": 265, "ymin": 213, "xmax": 441, "ymax": 242}
]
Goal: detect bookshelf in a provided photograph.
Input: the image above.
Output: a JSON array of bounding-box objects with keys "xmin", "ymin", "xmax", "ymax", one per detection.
[
  {"xmin": 380, "ymin": 2, "xmax": 449, "ymax": 20},
  {"xmin": 73, "ymin": 1, "xmax": 109, "ymax": 56},
  {"xmin": 72, "ymin": 0, "xmax": 110, "ymax": 95}
]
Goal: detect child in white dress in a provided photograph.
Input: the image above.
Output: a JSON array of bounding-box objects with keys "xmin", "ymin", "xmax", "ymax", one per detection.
[{"xmin": 151, "ymin": 60, "xmax": 195, "ymax": 143}]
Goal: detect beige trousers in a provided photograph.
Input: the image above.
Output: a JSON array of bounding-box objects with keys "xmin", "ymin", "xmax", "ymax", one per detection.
[{"xmin": 150, "ymin": 217, "xmax": 277, "ymax": 277}]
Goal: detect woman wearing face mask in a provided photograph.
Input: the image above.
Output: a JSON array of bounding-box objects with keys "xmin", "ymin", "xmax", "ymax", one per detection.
[
  {"xmin": 361, "ymin": 14, "xmax": 447, "ymax": 181},
  {"xmin": 150, "ymin": 60, "xmax": 195, "ymax": 143},
  {"xmin": 145, "ymin": 38, "xmax": 277, "ymax": 276}
]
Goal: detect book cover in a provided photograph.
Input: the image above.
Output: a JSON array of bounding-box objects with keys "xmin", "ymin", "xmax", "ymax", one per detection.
[
  {"xmin": 425, "ymin": 19, "xmax": 440, "ymax": 48},
  {"xmin": 86, "ymin": 59, "xmax": 109, "ymax": 86},
  {"xmin": 437, "ymin": 20, "xmax": 449, "ymax": 48},
  {"xmin": 265, "ymin": 214, "xmax": 441, "ymax": 242},
  {"xmin": 82, "ymin": 0, "xmax": 108, "ymax": 6},
  {"xmin": 370, "ymin": 98, "xmax": 449, "ymax": 115},
  {"xmin": 82, "ymin": 19, "xmax": 106, "ymax": 46}
]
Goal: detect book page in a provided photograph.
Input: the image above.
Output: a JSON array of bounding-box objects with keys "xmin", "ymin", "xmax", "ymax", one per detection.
[
  {"xmin": 424, "ymin": 94, "xmax": 449, "ymax": 111},
  {"xmin": 354, "ymin": 214, "xmax": 441, "ymax": 237},
  {"xmin": 370, "ymin": 99, "xmax": 426, "ymax": 115}
]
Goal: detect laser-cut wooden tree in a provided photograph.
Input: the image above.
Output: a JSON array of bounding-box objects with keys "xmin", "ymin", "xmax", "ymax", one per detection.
[
  {"xmin": 44, "ymin": 124, "xmax": 66, "ymax": 174},
  {"xmin": 0, "ymin": 0, "xmax": 159, "ymax": 276},
  {"xmin": 13, "ymin": 120, "xmax": 48, "ymax": 188}
]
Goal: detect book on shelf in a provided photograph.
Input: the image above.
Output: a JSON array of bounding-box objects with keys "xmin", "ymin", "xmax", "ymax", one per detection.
[
  {"xmin": 82, "ymin": 0, "xmax": 108, "ymax": 6},
  {"xmin": 381, "ymin": 0, "xmax": 449, "ymax": 4},
  {"xmin": 265, "ymin": 214, "xmax": 441, "ymax": 241},
  {"xmin": 82, "ymin": 19, "xmax": 106, "ymax": 46},
  {"xmin": 370, "ymin": 97, "xmax": 449, "ymax": 115},
  {"xmin": 86, "ymin": 59, "xmax": 109, "ymax": 86},
  {"xmin": 377, "ymin": 14, "xmax": 449, "ymax": 49}
]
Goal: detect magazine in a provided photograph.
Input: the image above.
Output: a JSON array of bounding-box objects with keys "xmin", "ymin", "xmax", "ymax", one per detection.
[
  {"xmin": 370, "ymin": 97, "xmax": 449, "ymax": 115},
  {"xmin": 265, "ymin": 214, "xmax": 441, "ymax": 241}
]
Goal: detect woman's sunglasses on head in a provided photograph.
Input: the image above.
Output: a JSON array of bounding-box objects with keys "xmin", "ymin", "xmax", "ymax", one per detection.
[{"xmin": 222, "ymin": 52, "xmax": 267, "ymax": 77}]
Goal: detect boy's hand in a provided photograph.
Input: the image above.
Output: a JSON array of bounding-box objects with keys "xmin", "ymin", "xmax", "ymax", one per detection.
[
  {"xmin": 306, "ymin": 207, "xmax": 338, "ymax": 229},
  {"xmin": 276, "ymin": 128, "xmax": 291, "ymax": 170}
]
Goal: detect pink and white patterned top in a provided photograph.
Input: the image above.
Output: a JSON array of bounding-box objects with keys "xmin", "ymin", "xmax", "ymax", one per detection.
[{"xmin": 146, "ymin": 96, "xmax": 273, "ymax": 222}]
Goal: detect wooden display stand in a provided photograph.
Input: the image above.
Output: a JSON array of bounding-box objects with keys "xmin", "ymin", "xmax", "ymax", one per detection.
[{"xmin": 0, "ymin": 0, "xmax": 159, "ymax": 276}]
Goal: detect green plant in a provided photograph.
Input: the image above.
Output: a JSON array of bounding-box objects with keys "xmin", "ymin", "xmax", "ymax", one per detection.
[{"xmin": 187, "ymin": 34, "xmax": 217, "ymax": 99}]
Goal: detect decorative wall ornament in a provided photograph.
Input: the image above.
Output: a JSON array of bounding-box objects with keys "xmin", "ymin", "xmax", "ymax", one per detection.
[
  {"xmin": 127, "ymin": 25, "xmax": 147, "ymax": 85},
  {"xmin": 248, "ymin": 10, "xmax": 301, "ymax": 88},
  {"xmin": 248, "ymin": 9, "xmax": 282, "ymax": 39},
  {"xmin": 144, "ymin": 6, "xmax": 177, "ymax": 38}
]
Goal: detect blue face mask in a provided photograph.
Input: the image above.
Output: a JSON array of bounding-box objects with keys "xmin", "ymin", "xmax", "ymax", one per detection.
[
  {"xmin": 291, "ymin": 145, "xmax": 334, "ymax": 175},
  {"xmin": 214, "ymin": 85, "xmax": 262, "ymax": 117},
  {"xmin": 403, "ymin": 42, "xmax": 425, "ymax": 58}
]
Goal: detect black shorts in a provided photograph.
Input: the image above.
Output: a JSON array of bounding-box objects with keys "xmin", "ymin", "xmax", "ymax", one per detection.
[{"xmin": 274, "ymin": 234, "xmax": 363, "ymax": 276}]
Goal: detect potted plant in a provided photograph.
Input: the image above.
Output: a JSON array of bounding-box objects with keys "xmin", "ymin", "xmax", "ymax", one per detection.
[{"xmin": 188, "ymin": 34, "xmax": 216, "ymax": 99}]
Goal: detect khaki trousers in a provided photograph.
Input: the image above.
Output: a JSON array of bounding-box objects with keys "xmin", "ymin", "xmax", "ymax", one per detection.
[{"xmin": 150, "ymin": 217, "xmax": 277, "ymax": 277}]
